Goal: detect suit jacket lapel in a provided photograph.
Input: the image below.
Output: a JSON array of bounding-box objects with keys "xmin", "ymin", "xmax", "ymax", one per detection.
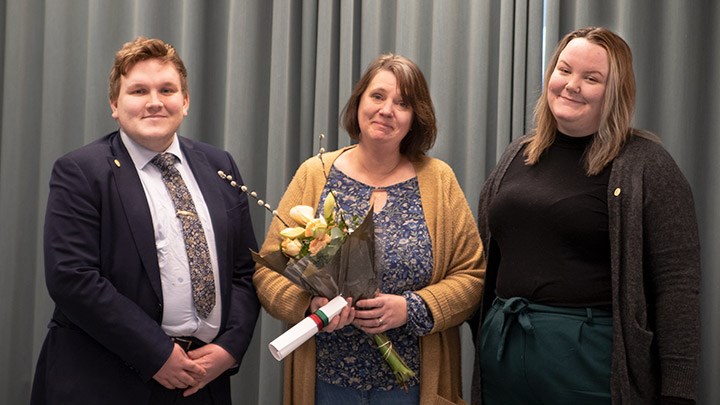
[
  {"xmin": 107, "ymin": 132, "xmax": 163, "ymax": 301},
  {"xmin": 180, "ymin": 138, "xmax": 230, "ymax": 300}
]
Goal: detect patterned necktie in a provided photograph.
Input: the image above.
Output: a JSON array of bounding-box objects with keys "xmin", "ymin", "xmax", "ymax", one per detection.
[{"xmin": 151, "ymin": 153, "xmax": 215, "ymax": 318}]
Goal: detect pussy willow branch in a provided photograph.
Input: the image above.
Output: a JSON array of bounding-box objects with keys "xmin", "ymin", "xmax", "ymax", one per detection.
[
  {"xmin": 216, "ymin": 170, "xmax": 290, "ymax": 228},
  {"xmin": 218, "ymin": 132, "xmax": 350, "ymax": 230},
  {"xmin": 317, "ymin": 133, "xmax": 352, "ymax": 231}
]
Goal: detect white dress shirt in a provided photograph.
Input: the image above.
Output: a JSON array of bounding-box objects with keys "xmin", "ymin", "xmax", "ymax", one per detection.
[{"xmin": 120, "ymin": 131, "xmax": 221, "ymax": 343}]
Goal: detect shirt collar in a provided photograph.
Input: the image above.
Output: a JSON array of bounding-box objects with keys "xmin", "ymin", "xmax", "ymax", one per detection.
[{"xmin": 119, "ymin": 130, "xmax": 183, "ymax": 170}]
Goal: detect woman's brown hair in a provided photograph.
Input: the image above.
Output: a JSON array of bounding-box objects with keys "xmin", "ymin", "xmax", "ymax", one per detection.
[{"xmin": 341, "ymin": 54, "xmax": 437, "ymax": 161}]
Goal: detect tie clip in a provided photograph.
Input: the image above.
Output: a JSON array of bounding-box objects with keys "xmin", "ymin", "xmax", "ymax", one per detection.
[{"xmin": 176, "ymin": 210, "xmax": 197, "ymax": 217}]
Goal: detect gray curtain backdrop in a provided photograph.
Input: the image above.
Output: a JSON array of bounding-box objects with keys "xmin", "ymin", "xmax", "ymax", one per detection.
[{"xmin": 1, "ymin": 0, "xmax": 717, "ymax": 403}]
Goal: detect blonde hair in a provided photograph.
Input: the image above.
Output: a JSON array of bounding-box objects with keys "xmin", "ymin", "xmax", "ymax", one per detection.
[
  {"xmin": 108, "ymin": 37, "xmax": 188, "ymax": 102},
  {"xmin": 525, "ymin": 27, "xmax": 636, "ymax": 175}
]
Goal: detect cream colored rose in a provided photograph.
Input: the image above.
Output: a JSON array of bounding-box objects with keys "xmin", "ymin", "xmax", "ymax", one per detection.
[
  {"xmin": 281, "ymin": 238, "xmax": 303, "ymax": 257},
  {"xmin": 279, "ymin": 227, "xmax": 306, "ymax": 239},
  {"xmin": 323, "ymin": 192, "xmax": 336, "ymax": 222},
  {"xmin": 289, "ymin": 205, "xmax": 315, "ymax": 226},
  {"xmin": 304, "ymin": 217, "xmax": 327, "ymax": 239}
]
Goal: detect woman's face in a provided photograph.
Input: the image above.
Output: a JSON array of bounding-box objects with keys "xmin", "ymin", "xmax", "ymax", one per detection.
[
  {"xmin": 547, "ymin": 38, "xmax": 609, "ymax": 136},
  {"xmin": 357, "ymin": 70, "xmax": 414, "ymax": 149}
]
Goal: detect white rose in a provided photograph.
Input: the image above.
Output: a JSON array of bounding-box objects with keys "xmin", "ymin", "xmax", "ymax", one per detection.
[{"xmin": 289, "ymin": 205, "xmax": 315, "ymax": 226}]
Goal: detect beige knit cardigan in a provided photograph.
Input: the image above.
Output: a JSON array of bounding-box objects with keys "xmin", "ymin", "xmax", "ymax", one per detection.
[{"xmin": 253, "ymin": 146, "xmax": 485, "ymax": 405}]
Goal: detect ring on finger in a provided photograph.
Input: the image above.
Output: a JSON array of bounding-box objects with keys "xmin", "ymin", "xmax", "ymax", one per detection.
[{"xmin": 377, "ymin": 317, "xmax": 383, "ymax": 326}]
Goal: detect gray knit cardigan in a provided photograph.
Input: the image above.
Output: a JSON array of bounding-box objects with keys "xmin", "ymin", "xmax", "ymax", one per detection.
[{"xmin": 471, "ymin": 134, "xmax": 701, "ymax": 404}]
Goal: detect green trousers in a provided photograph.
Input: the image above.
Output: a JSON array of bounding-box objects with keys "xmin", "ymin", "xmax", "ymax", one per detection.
[{"xmin": 479, "ymin": 297, "xmax": 612, "ymax": 405}]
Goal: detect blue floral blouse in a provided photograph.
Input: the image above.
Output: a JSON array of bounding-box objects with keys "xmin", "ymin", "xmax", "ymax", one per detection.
[{"xmin": 315, "ymin": 165, "xmax": 434, "ymax": 391}]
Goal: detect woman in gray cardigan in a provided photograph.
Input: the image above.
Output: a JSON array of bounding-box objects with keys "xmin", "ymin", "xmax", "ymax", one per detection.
[{"xmin": 471, "ymin": 27, "xmax": 700, "ymax": 405}]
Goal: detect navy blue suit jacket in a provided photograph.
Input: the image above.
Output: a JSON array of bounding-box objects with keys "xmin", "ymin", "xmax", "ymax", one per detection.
[{"xmin": 31, "ymin": 131, "xmax": 260, "ymax": 404}]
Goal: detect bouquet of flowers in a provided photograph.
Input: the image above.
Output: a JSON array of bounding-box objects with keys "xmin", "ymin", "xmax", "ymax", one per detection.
[
  {"xmin": 218, "ymin": 136, "xmax": 415, "ymax": 388},
  {"xmin": 254, "ymin": 193, "xmax": 416, "ymax": 388},
  {"xmin": 252, "ymin": 191, "xmax": 378, "ymax": 301}
]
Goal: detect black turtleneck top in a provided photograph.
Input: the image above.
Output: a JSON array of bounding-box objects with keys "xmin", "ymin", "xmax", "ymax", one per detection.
[{"xmin": 488, "ymin": 132, "xmax": 612, "ymax": 307}]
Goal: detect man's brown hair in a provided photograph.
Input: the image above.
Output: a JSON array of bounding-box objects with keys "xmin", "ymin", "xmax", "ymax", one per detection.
[{"xmin": 108, "ymin": 37, "xmax": 188, "ymax": 102}]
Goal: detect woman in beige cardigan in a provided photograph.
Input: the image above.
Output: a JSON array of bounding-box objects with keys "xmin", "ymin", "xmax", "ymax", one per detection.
[{"xmin": 253, "ymin": 54, "xmax": 484, "ymax": 404}]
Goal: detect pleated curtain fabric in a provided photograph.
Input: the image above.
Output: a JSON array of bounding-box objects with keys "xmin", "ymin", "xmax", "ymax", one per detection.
[{"xmin": 2, "ymin": 1, "xmax": 719, "ymax": 404}]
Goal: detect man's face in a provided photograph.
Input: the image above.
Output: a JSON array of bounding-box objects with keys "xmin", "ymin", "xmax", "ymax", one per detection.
[{"xmin": 110, "ymin": 58, "xmax": 189, "ymax": 152}]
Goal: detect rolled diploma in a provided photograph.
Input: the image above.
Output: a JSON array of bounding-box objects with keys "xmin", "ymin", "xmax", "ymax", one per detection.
[{"xmin": 268, "ymin": 295, "xmax": 347, "ymax": 361}]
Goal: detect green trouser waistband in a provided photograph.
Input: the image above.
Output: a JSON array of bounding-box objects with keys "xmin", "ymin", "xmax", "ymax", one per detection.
[{"xmin": 492, "ymin": 297, "xmax": 612, "ymax": 361}]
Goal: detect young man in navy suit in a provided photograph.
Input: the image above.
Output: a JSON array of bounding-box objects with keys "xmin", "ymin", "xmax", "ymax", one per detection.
[{"xmin": 31, "ymin": 37, "xmax": 260, "ymax": 405}]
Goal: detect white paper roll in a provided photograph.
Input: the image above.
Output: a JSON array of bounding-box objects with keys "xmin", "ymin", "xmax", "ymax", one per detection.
[{"xmin": 268, "ymin": 295, "xmax": 348, "ymax": 361}]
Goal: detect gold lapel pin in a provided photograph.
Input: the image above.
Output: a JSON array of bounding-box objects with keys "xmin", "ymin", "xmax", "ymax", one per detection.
[
  {"xmin": 114, "ymin": 159, "xmax": 121, "ymax": 168},
  {"xmin": 613, "ymin": 187, "xmax": 621, "ymax": 197}
]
